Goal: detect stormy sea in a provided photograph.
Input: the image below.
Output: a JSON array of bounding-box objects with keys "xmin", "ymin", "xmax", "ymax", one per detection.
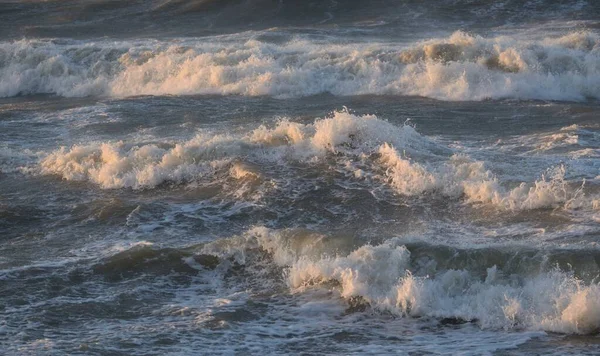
[{"xmin": 2, "ymin": 0, "xmax": 600, "ymax": 354}]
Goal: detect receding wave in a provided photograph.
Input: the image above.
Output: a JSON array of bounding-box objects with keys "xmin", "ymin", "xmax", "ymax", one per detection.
[{"xmin": 1, "ymin": 30, "xmax": 599, "ymax": 101}]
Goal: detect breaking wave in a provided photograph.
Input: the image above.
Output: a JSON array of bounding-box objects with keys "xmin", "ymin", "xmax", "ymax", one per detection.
[
  {"xmin": 201, "ymin": 227, "xmax": 600, "ymax": 335},
  {"xmin": 2, "ymin": 30, "xmax": 599, "ymax": 101},
  {"xmin": 39, "ymin": 110, "xmax": 595, "ymax": 212}
]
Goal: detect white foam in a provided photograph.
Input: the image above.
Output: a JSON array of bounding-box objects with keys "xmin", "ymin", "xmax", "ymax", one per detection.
[
  {"xmin": 378, "ymin": 143, "xmax": 589, "ymax": 210},
  {"xmin": 2, "ymin": 30, "xmax": 599, "ymax": 101}
]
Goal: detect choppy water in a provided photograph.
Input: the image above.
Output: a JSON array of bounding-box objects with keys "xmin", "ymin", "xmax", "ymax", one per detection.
[{"xmin": 2, "ymin": 1, "xmax": 600, "ymax": 355}]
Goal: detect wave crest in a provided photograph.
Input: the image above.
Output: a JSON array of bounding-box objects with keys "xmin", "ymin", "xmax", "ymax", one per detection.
[{"xmin": 39, "ymin": 110, "xmax": 595, "ymax": 212}]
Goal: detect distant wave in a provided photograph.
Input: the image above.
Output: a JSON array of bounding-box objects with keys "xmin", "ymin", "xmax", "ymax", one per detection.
[
  {"xmin": 1, "ymin": 30, "xmax": 599, "ymax": 101},
  {"xmin": 2, "ymin": 0, "xmax": 597, "ymax": 39}
]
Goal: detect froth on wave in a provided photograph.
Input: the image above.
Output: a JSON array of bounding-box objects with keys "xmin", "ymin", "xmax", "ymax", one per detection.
[
  {"xmin": 201, "ymin": 227, "xmax": 600, "ymax": 335},
  {"xmin": 1, "ymin": 30, "xmax": 599, "ymax": 101},
  {"xmin": 38, "ymin": 110, "xmax": 597, "ymax": 212}
]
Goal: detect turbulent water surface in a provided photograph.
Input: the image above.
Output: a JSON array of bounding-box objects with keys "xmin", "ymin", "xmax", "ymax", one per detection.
[{"xmin": 2, "ymin": 1, "xmax": 600, "ymax": 354}]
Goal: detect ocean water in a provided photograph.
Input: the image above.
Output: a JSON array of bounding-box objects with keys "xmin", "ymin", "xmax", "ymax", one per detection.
[{"xmin": 2, "ymin": 1, "xmax": 600, "ymax": 354}]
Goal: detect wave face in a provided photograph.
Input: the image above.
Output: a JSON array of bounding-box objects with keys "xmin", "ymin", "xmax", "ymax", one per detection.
[{"xmin": 2, "ymin": 30, "xmax": 600, "ymax": 101}]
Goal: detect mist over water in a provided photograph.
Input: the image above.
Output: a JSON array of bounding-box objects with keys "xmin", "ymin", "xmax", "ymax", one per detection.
[{"xmin": 2, "ymin": 1, "xmax": 600, "ymax": 355}]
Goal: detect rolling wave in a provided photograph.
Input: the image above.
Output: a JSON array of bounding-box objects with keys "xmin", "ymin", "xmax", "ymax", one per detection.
[
  {"xmin": 2, "ymin": 30, "xmax": 599, "ymax": 101},
  {"xmin": 38, "ymin": 110, "xmax": 597, "ymax": 213}
]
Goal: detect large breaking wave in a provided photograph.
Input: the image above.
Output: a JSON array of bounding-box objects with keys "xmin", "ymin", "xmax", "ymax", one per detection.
[
  {"xmin": 2, "ymin": 30, "xmax": 599, "ymax": 101},
  {"xmin": 39, "ymin": 110, "xmax": 598, "ymax": 213}
]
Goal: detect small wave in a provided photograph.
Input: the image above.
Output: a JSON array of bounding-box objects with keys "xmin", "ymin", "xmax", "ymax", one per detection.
[
  {"xmin": 500, "ymin": 124, "xmax": 600, "ymax": 155},
  {"xmin": 378, "ymin": 144, "xmax": 588, "ymax": 211},
  {"xmin": 93, "ymin": 244, "xmax": 218, "ymax": 282},
  {"xmin": 1, "ymin": 30, "xmax": 599, "ymax": 101}
]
